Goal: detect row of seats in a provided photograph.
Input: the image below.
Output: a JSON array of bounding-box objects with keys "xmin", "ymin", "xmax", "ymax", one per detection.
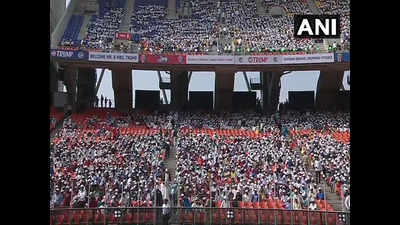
[
  {"xmin": 214, "ymin": 200, "xmax": 285, "ymax": 209},
  {"xmin": 180, "ymin": 128, "xmax": 273, "ymax": 138},
  {"xmin": 59, "ymin": 15, "xmax": 84, "ymax": 47},
  {"xmin": 316, "ymin": 200, "xmax": 334, "ymax": 211},
  {"xmin": 52, "ymin": 210, "xmax": 156, "ymax": 225},
  {"xmin": 180, "ymin": 209, "xmax": 338, "ymax": 225}
]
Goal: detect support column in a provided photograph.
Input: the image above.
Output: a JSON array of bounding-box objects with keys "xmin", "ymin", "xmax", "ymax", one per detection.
[
  {"xmin": 64, "ymin": 66, "xmax": 78, "ymax": 112},
  {"xmin": 214, "ymin": 70, "xmax": 235, "ymax": 112},
  {"xmin": 112, "ymin": 69, "xmax": 133, "ymax": 112},
  {"xmin": 167, "ymin": 0, "xmax": 177, "ymax": 19},
  {"xmin": 170, "ymin": 71, "xmax": 189, "ymax": 110},
  {"xmin": 315, "ymin": 70, "xmax": 345, "ymax": 111},
  {"xmin": 76, "ymin": 68, "xmax": 96, "ymax": 112},
  {"xmin": 261, "ymin": 71, "xmax": 282, "ymax": 113}
]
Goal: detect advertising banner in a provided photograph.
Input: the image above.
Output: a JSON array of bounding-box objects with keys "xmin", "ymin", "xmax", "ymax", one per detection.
[
  {"xmin": 234, "ymin": 55, "xmax": 282, "ymax": 64},
  {"xmin": 115, "ymin": 32, "xmax": 132, "ymax": 41},
  {"xmin": 88, "ymin": 52, "xmax": 139, "ymax": 62},
  {"xmin": 50, "ymin": 49, "xmax": 88, "ymax": 60},
  {"xmin": 139, "ymin": 54, "xmax": 186, "ymax": 64},
  {"xmin": 281, "ymin": 53, "xmax": 334, "ymax": 64},
  {"xmin": 334, "ymin": 52, "xmax": 350, "ymax": 62},
  {"xmin": 186, "ymin": 55, "xmax": 234, "ymax": 64}
]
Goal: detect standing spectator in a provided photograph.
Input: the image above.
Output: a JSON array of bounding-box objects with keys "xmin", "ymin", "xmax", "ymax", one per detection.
[
  {"xmin": 162, "ymin": 199, "xmax": 170, "ymax": 225},
  {"xmin": 316, "ymin": 189, "xmax": 325, "ymax": 200},
  {"xmin": 315, "ymin": 158, "xmax": 322, "ymax": 184},
  {"xmin": 105, "ymin": 97, "xmax": 108, "ymax": 108},
  {"xmin": 344, "ymin": 190, "xmax": 350, "ymax": 211},
  {"xmin": 101, "ymin": 95, "xmax": 104, "ymax": 108},
  {"xmin": 95, "ymin": 96, "xmax": 99, "ymax": 108},
  {"xmin": 308, "ymin": 198, "xmax": 317, "ymax": 210},
  {"xmin": 109, "ymin": 99, "xmax": 112, "ymax": 108}
]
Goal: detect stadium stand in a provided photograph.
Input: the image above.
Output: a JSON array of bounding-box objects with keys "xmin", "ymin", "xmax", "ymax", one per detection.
[
  {"xmin": 59, "ymin": 15, "xmax": 84, "ymax": 48},
  {"xmin": 50, "ymin": 109, "xmax": 172, "ymax": 210},
  {"xmin": 50, "ymin": 110, "xmax": 349, "ymax": 211},
  {"xmin": 317, "ymin": 0, "xmax": 350, "ymax": 45},
  {"xmin": 50, "ymin": 107, "xmax": 65, "ymax": 132},
  {"xmin": 81, "ymin": 0, "xmax": 126, "ymax": 50},
  {"xmin": 57, "ymin": 0, "xmax": 349, "ymax": 54}
]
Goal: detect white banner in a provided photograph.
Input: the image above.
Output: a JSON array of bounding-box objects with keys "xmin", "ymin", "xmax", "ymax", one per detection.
[
  {"xmin": 88, "ymin": 52, "xmax": 139, "ymax": 62},
  {"xmin": 186, "ymin": 55, "xmax": 234, "ymax": 64},
  {"xmin": 281, "ymin": 53, "xmax": 334, "ymax": 64},
  {"xmin": 234, "ymin": 55, "xmax": 282, "ymax": 64}
]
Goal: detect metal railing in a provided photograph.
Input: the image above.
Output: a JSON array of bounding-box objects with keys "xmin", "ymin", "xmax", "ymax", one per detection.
[
  {"xmin": 50, "ymin": 207, "xmax": 350, "ymax": 225},
  {"xmin": 56, "ymin": 44, "xmax": 350, "ymax": 56}
]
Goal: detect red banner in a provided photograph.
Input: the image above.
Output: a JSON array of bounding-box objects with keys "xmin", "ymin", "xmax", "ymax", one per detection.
[
  {"xmin": 139, "ymin": 54, "xmax": 187, "ymax": 64},
  {"xmin": 115, "ymin": 32, "xmax": 132, "ymax": 40}
]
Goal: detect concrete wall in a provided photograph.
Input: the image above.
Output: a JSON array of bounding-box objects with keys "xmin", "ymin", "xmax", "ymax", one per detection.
[
  {"xmin": 64, "ymin": 66, "xmax": 78, "ymax": 112},
  {"xmin": 50, "ymin": 0, "xmax": 66, "ymax": 34},
  {"xmin": 170, "ymin": 71, "xmax": 189, "ymax": 110},
  {"xmin": 214, "ymin": 70, "xmax": 235, "ymax": 111},
  {"xmin": 112, "ymin": 69, "xmax": 133, "ymax": 112},
  {"xmin": 315, "ymin": 70, "xmax": 345, "ymax": 110},
  {"xmin": 77, "ymin": 68, "xmax": 97, "ymax": 111},
  {"xmin": 50, "ymin": 62, "xmax": 59, "ymax": 93},
  {"xmin": 167, "ymin": 0, "xmax": 177, "ymax": 19},
  {"xmin": 51, "ymin": 0, "xmax": 80, "ymax": 48}
]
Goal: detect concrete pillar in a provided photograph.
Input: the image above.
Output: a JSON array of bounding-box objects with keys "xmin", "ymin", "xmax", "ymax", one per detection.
[
  {"xmin": 64, "ymin": 66, "xmax": 78, "ymax": 112},
  {"xmin": 170, "ymin": 71, "xmax": 189, "ymax": 110},
  {"xmin": 315, "ymin": 70, "xmax": 345, "ymax": 110},
  {"xmin": 261, "ymin": 71, "xmax": 282, "ymax": 113},
  {"xmin": 167, "ymin": 0, "xmax": 176, "ymax": 19},
  {"xmin": 50, "ymin": 61, "xmax": 58, "ymax": 94},
  {"xmin": 112, "ymin": 69, "xmax": 133, "ymax": 112},
  {"xmin": 214, "ymin": 70, "xmax": 235, "ymax": 112},
  {"xmin": 76, "ymin": 68, "xmax": 96, "ymax": 112}
]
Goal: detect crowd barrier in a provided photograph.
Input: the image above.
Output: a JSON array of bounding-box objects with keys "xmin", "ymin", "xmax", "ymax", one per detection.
[{"xmin": 50, "ymin": 207, "xmax": 350, "ymax": 225}]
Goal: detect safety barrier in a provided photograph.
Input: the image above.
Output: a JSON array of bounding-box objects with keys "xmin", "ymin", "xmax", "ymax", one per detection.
[{"xmin": 50, "ymin": 207, "xmax": 350, "ymax": 225}]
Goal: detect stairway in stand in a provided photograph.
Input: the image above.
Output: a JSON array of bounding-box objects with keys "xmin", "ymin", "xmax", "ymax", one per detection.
[
  {"xmin": 322, "ymin": 180, "xmax": 343, "ymax": 211},
  {"xmin": 164, "ymin": 134, "xmax": 180, "ymax": 224},
  {"xmin": 303, "ymin": 155, "xmax": 343, "ymax": 212}
]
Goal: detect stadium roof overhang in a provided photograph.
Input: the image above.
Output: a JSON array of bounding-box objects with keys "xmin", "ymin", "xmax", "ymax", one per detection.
[{"xmin": 56, "ymin": 60, "xmax": 350, "ymax": 72}]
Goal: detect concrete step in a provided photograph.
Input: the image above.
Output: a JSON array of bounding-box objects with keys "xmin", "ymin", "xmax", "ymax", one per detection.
[
  {"xmin": 119, "ymin": 0, "xmax": 135, "ymax": 33},
  {"xmin": 255, "ymin": 0, "xmax": 267, "ymax": 16},
  {"xmin": 307, "ymin": 0, "xmax": 322, "ymax": 14},
  {"xmin": 322, "ymin": 181, "xmax": 343, "ymax": 211}
]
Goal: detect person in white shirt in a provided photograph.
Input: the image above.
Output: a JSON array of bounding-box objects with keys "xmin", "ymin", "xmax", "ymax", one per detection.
[
  {"xmin": 344, "ymin": 193, "xmax": 350, "ymax": 211},
  {"xmin": 309, "ymin": 198, "xmax": 317, "ymax": 210},
  {"xmin": 160, "ymin": 182, "xmax": 169, "ymax": 202},
  {"xmin": 162, "ymin": 199, "xmax": 170, "ymax": 225}
]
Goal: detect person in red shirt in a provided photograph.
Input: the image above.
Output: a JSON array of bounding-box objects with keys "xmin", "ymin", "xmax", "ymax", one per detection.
[
  {"xmin": 88, "ymin": 194, "xmax": 98, "ymax": 208},
  {"xmin": 62, "ymin": 189, "xmax": 72, "ymax": 207}
]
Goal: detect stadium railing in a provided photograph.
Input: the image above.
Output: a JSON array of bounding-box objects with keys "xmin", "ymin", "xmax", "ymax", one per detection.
[
  {"xmin": 50, "ymin": 207, "xmax": 350, "ymax": 225},
  {"xmin": 56, "ymin": 45, "xmax": 350, "ymax": 55}
]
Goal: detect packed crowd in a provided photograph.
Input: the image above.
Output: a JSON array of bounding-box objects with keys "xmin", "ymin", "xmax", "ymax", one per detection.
[
  {"xmin": 280, "ymin": 0, "xmax": 312, "ymax": 15},
  {"xmin": 50, "ymin": 111, "xmax": 172, "ymax": 209},
  {"xmin": 132, "ymin": 0, "xmax": 315, "ymax": 54},
  {"xmin": 174, "ymin": 111, "xmax": 349, "ymax": 210},
  {"xmin": 317, "ymin": 0, "xmax": 350, "ymax": 44},
  {"xmin": 50, "ymin": 109, "xmax": 349, "ymax": 212},
  {"xmin": 81, "ymin": 0, "xmax": 126, "ymax": 50},
  {"xmin": 131, "ymin": 0, "xmax": 218, "ymax": 54},
  {"xmin": 58, "ymin": 0, "xmax": 350, "ymax": 54}
]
